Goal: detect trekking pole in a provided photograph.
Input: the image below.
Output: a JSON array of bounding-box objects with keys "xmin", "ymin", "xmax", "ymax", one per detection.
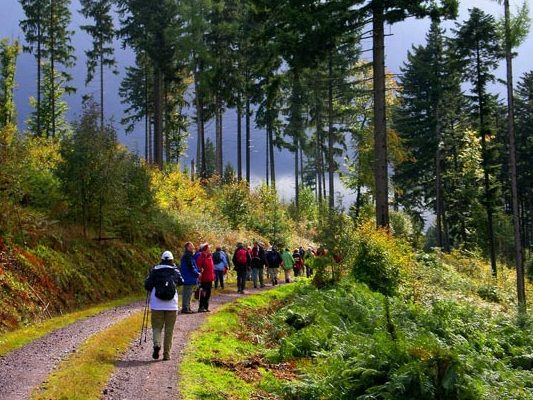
[{"xmin": 139, "ymin": 290, "xmax": 150, "ymax": 345}]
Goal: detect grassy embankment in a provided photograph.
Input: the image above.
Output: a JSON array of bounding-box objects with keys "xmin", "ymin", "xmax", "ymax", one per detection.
[{"xmin": 179, "ymin": 281, "xmax": 306, "ymax": 399}]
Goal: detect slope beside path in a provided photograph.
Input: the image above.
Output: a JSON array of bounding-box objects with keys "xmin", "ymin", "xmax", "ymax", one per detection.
[{"xmin": 0, "ymin": 301, "xmax": 142, "ymax": 400}]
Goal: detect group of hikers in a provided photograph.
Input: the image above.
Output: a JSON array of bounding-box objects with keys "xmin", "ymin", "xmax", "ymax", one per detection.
[{"xmin": 143, "ymin": 241, "xmax": 316, "ymax": 361}]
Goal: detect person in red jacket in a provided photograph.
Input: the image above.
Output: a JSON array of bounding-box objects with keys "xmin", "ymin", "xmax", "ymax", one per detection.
[{"xmin": 196, "ymin": 243, "xmax": 215, "ymax": 312}]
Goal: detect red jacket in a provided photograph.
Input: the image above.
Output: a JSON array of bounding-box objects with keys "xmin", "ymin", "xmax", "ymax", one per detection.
[{"xmin": 197, "ymin": 251, "xmax": 215, "ymax": 283}]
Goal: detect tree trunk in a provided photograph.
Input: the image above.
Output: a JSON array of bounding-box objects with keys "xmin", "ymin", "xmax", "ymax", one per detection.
[
  {"xmin": 37, "ymin": 11, "xmax": 42, "ymax": 136},
  {"xmin": 237, "ymin": 102, "xmax": 242, "ymax": 181},
  {"xmin": 504, "ymin": 0, "xmax": 526, "ymax": 309},
  {"xmin": 148, "ymin": 113, "xmax": 153, "ymax": 164},
  {"xmin": 50, "ymin": 0, "xmax": 55, "ymax": 138},
  {"xmin": 328, "ymin": 49, "xmax": 335, "ymax": 210},
  {"xmin": 475, "ymin": 45, "xmax": 497, "ymax": 276},
  {"xmin": 100, "ymin": 49, "xmax": 104, "ymax": 129},
  {"xmin": 299, "ymin": 141, "xmax": 304, "ymax": 188},
  {"xmin": 372, "ymin": 3, "xmax": 389, "ymax": 228},
  {"xmin": 268, "ymin": 114, "xmax": 276, "ymax": 189},
  {"xmin": 316, "ymin": 106, "xmax": 322, "ymax": 202},
  {"xmin": 246, "ymin": 96, "xmax": 251, "ymax": 183},
  {"xmin": 215, "ymin": 97, "xmax": 223, "ymax": 176},
  {"xmin": 144, "ymin": 61, "xmax": 149, "ymax": 162},
  {"xmin": 193, "ymin": 67, "xmax": 206, "ymax": 177},
  {"xmin": 153, "ymin": 68, "xmax": 163, "ymax": 169},
  {"xmin": 266, "ymin": 126, "xmax": 270, "ymax": 185}
]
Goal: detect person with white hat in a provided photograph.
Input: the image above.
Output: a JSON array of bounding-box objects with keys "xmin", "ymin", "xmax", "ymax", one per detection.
[{"xmin": 144, "ymin": 250, "xmax": 183, "ymax": 360}]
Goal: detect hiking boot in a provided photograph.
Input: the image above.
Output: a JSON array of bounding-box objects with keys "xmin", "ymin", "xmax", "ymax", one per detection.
[
  {"xmin": 260, "ymin": 285, "xmax": 265, "ymax": 288},
  {"xmin": 163, "ymin": 353, "xmax": 170, "ymax": 361},
  {"xmin": 152, "ymin": 346, "xmax": 161, "ymax": 360}
]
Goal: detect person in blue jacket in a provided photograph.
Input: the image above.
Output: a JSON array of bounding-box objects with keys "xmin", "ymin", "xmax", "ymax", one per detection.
[
  {"xmin": 180, "ymin": 241, "xmax": 200, "ymax": 314},
  {"xmin": 213, "ymin": 246, "xmax": 229, "ymax": 289}
]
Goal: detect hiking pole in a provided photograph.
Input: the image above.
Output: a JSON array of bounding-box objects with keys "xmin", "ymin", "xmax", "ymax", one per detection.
[{"xmin": 139, "ymin": 290, "xmax": 150, "ymax": 345}]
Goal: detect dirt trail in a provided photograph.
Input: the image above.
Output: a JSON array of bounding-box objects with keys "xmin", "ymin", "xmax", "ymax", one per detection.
[
  {"xmin": 103, "ymin": 286, "xmax": 266, "ymax": 400},
  {"xmin": 0, "ymin": 301, "xmax": 142, "ymax": 400}
]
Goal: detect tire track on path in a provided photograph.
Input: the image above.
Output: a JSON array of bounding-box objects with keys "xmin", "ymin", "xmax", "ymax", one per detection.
[{"xmin": 0, "ymin": 301, "xmax": 142, "ymax": 400}]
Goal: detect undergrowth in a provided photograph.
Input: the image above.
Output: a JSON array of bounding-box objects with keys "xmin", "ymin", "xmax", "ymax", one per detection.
[{"xmin": 185, "ymin": 226, "xmax": 533, "ymax": 399}]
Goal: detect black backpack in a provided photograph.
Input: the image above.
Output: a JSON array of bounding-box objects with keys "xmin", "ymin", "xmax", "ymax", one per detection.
[
  {"xmin": 213, "ymin": 251, "xmax": 222, "ymax": 264},
  {"xmin": 154, "ymin": 274, "xmax": 177, "ymax": 300}
]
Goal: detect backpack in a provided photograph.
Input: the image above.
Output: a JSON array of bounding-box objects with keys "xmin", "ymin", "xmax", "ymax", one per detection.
[
  {"xmin": 251, "ymin": 246, "xmax": 260, "ymax": 259},
  {"xmin": 154, "ymin": 274, "xmax": 177, "ymax": 300},
  {"xmin": 236, "ymin": 248, "xmax": 248, "ymax": 265},
  {"xmin": 266, "ymin": 251, "xmax": 278, "ymax": 266},
  {"xmin": 213, "ymin": 251, "xmax": 222, "ymax": 264}
]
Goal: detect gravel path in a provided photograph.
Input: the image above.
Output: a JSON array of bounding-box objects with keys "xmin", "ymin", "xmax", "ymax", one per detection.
[
  {"xmin": 102, "ymin": 286, "xmax": 267, "ymax": 400},
  {"xmin": 0, "ymin": 301, "xmax": 143, "ymax": 400}
]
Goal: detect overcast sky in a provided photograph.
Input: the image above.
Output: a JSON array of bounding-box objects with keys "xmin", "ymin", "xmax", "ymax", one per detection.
[{"xmin": 1, "ymin": 0, "xmax": 531, "ymax": 203}]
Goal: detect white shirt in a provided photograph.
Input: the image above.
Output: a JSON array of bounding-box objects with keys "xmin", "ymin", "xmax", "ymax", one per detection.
[{"xmin": 149, "ymin": 265, "xmax": 179, "ymax": 311}]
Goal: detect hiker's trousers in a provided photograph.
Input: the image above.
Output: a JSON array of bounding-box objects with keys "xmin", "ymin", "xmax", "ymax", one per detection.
[{"xmin": 151, "ymin": 310, "xmax": 177, "ymax": 357}]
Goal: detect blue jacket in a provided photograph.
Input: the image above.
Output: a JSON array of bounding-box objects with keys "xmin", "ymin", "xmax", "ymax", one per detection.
[
  {"xmin": 213, "ymin": 251, "xmax": 228, "ymax": 271},
  {"xmin": 180, "ymin": 251, "xmax": 200, "ymax": 285}
]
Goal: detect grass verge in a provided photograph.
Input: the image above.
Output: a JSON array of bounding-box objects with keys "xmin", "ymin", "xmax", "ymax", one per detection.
[
  {"xmin": 32, "ymin": 310, "xmax": 144, "ymax": 400},
  {"xmin": 179, "ymin": 281, "xmax": 306, "ymax": 400},
  {"xmin": 0, "ymin": 295, "xmax": 142, "ymax": 356}
]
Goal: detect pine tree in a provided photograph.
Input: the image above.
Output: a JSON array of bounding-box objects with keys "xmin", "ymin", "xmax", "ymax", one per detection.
[
  {"xmin": 27, "ymin": 62, "xmax": 70, "ymax": 137},
  {"xmin": 80, "ymin": 0, "xmax": 118, "ymax": 129},
  {"xmin": 515, "ymin": 71, "xmax": 533, "ymax": 276},
  {"xmin": 454, "ymin": 7, "xmax": 503, "ymax": 276},
  {"xmin": 46, "ymin": 0, "xmax": 76, "ymax": 138},
  {"xmin": 0, "ymin": 39, "xmax": 20, "ymax": 129},
  {"xmin": 393, "ymin": 22, "xmax": 464, "ymax": 250},
  {"xmin": 119, "ymin": 53, "xmax": 152, "ymax": 161},
  {"xmin": 352, "ymin": 0, "xmax": 458, "ymax": 228},
  {"xmin": 494, "ymin": 0, "xmax": 530, "ymax": 309},
  {"xmin": 19, "ymin": 0, "xmax": 49, "ymax": 136},
  {"xmin": 116, "ymin": 0, "xmax": 182, "ymax": 169}
]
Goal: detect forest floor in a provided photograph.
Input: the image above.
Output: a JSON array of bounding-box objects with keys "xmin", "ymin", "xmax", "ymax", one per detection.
[{"xmin": 0, "ymin": 284, "xmax": 270, "ymax": 400}]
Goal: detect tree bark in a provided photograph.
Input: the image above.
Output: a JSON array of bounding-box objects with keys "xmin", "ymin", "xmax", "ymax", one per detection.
[
  {"xmin": 504, "ymin": 0, "xmax": 525, "ymax": 309},
  {"xmin": 153, "ymin": 68, "xmax": 164, "ymax": 169},
  {"xmin": 475, "ymin": 44, "xmax": 497, "ymax": 276},
  {"xmin": 268, "ymin": 113, "xmax": 276, "ymax": 189},
  {"xmin": 100, "ymin": 48, "xmax": 104, "ymax": 129},
  {"xmin": 237, "ymin": 102, "xmax": 242, "ymax": 181},
  {"xmin": 50, "ymin": 0, "xmax": 55, "ymax": 138},
  {"xmin": 372, "ymin": 3, "xmax": 389, "ymax": 228},
  {"xmin": 215, "ymin": 96, "xmax": 223, "ymax": 176},
  {"xmin": 246, "ymin": 96, "xmax": 251, "ymax": 183},
  {"xmin": 37, "ymin": 10, "xmax": 42, "ymax": 137},
  {"xmin": 328, "ymin": 50, "xmax": 335, "ymax": 210}
]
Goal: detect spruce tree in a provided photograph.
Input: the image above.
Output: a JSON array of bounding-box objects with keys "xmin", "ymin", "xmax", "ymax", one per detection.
[
  {"xmin": 352, "ymin": 0, "xmax": 458, "ymax": 228},
  {"xmin": 80, "ymin": 0, "xmax": 117, "ymax": 129},
  {"xmin": 46, "ymin": 0, "xmax": 76, "ymax": 138},
  {"xmin": 454, "ymin": 7, "xmax": 503, "ymax": 276},
  {"xmin": 0, "ymin": 39, "xmax": 20, "ymax": 129},
  {"xmin": 19, "ymin": 0, "xmax": 49, "ymax": 136}
]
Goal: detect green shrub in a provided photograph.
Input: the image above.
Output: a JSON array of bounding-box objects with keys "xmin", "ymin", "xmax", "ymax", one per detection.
[{"xmin": 352, "ymin": 224, "xmax": 409, "ymax": 297}]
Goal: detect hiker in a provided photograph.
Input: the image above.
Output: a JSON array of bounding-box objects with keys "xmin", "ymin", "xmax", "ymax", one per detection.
[
  {"xmin": 304, "ymin": 247, "xmax": 315, "ymax": 278},
  {"xmin": 144, "ymin": 251, "xmax": 184, "ymax": 361},
  {"xmin": 251, "ymin": 241, "xmax": 266, "ymax": 289},
  {"xmin": 265, "ymin": 245, "xmax": 282, "ymax": 285},
  {"xmin": 281, "ymin": 248, "xmax": 295, "ymax": 283},
  {"xmin": 213, "ymin": 246, "xmax": 229, "ymax": 289},
  {"xmin": 246, "ymin": 245, "xmax": 253, "ymax": 281},
  {"xmin": 180, "ymin": 241, "xmax": 200, "ymax": 314},
  {"xmin": 196, "ymin": 243, "xmax": 215, "ymax": 312},
  {"xmin": 292, "ymin": 248, "xmax": 304, "ymax": 277},
  {"xmin": 233, "ymin": 242, "xmax": 251, "ymax": 294}
]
